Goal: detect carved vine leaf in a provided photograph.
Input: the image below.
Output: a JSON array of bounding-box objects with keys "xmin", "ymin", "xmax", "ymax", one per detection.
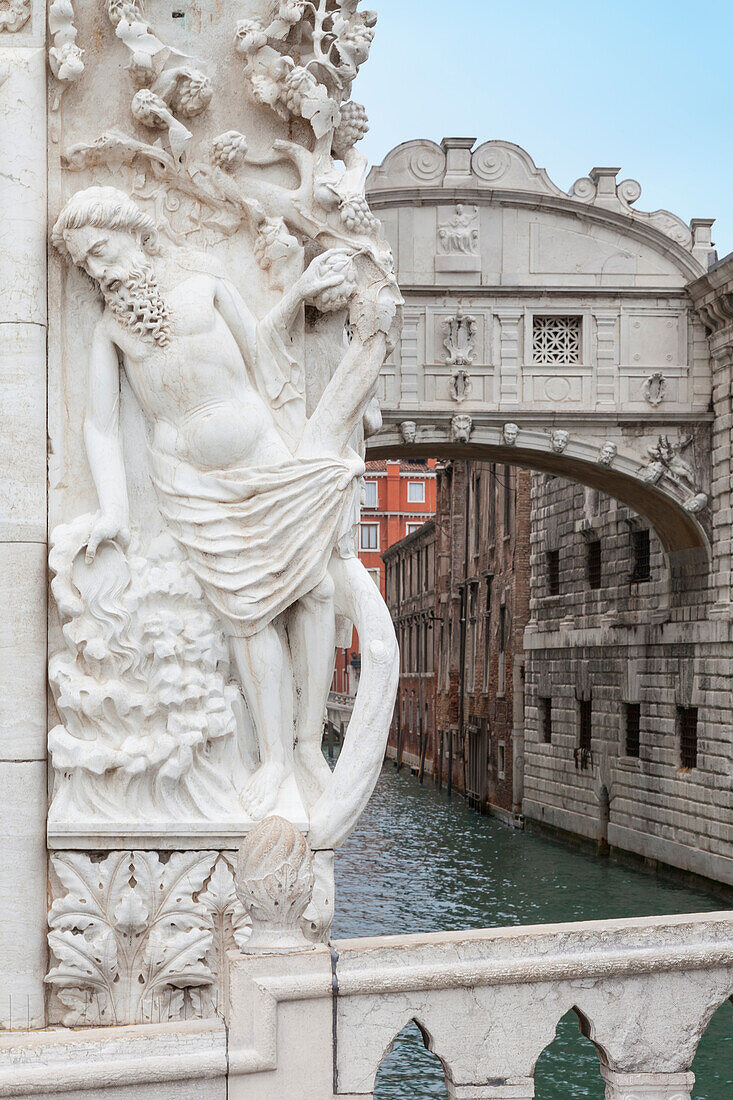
[{"xmin": 47, "ymin": 851, "xmax": 218, "ymax": 1026}]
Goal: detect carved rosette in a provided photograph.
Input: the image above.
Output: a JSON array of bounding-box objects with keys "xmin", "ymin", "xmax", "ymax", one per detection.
[
  {"xmin": 0, "ymin": 0, "xmax": 30, "ymax": 32},
  {"xmin": 235, "ymin": 816, "xmax": 316, "ymax": 953}
]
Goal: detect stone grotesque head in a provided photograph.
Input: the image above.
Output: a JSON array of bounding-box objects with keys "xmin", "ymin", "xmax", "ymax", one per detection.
[
  {"xmin": 400, "ymin": 420, "xmax": 417, "ymax": 445},
  {"xmin": 52, "ymin": 187, "xmax": 170, "ymax": 347},
  {"xmin": 503, "ymin": 422, "xmax": 519, "ymax": 447},
  {"xmin": 598, "ymin": 442, "xmax": 618, "ymax": 468},
  {"xmin": 451, "ymin": 414, "xmax": 473, "ymax": 444},
  {"xmin": 550, "ymin": 430, "xmax": 570, "ymax": 454}
]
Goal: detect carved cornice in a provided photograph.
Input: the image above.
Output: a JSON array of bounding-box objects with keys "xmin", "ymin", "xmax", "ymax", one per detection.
[
  {"xmin": 687, "ymin": 252, "xmax": 733, "ymax": 341},
  {"xmin": 366, "ymin": 139, "xmax": 716, "ymax": 281}
]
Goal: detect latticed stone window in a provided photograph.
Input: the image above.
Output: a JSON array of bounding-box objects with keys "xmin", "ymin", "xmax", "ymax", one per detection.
[{"xmin": 532, "ymin": 315, "xmax": 582, "ymax": 364}]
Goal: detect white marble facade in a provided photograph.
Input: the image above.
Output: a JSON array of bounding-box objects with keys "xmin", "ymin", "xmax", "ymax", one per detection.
[{"xmin": 1, "ymin": 0, "xmax": 402, "ymax": 1031}]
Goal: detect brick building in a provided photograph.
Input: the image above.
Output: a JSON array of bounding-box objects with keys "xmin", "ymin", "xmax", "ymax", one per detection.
[
  {"xmin": 383, "ymin": 521, "xmax": 437, "ymax": 774},
  {"xmin": 332, "ymin": 459, "xmax": 438, "ymax": 694},
  {"xmin": 384, "ymin": 460, "xmax": 531, "ymax": 820}
]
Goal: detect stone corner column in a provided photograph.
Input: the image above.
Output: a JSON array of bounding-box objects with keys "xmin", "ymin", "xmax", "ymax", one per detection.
[
  {"xmin": 0, "ymin": 0, "xmax": 48, "ymax": 1032},
  {"xmin": 601, "ymin": 1067, "xmax": 694, "ymax": 1100}
]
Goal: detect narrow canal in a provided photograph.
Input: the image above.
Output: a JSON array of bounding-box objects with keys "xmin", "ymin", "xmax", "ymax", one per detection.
[{"xmin": 333, "ymin": 763, "xmax": 732, "ymax": 1099}]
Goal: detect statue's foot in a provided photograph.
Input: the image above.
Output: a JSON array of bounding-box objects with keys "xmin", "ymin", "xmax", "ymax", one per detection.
[{"xmin": 240, "ymin": 761, "xmax": 286, "ymax": 821}]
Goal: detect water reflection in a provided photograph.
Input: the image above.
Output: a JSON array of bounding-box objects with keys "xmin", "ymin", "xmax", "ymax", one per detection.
[{"xmin": 333, "ymin": 763, "xmax": 732, "ymax": 1099}]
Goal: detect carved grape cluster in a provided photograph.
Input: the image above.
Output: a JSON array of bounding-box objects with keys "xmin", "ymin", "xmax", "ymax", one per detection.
[
  {"xmin": 311, "ymin": 250, "xmax": 358, "ymax": 312},
  {"xmin": 282, "ymin": 65, "xmax": 320, "ymax": 114},
  {"xmin": 210, "ymin": 130, "xmax": 248, "ymax": 171},
  {"xmin": 332, "ymin": 100, "xmax": 369, "ymax": 159},
  {"xmin": 339, "ymin": 193, "xmax": 379, "ymax": 236}
]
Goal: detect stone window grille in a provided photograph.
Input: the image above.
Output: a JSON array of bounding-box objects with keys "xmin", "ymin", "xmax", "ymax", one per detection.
[
  {"xmin": 678, "ymin": 706, "xmax": 699, "ymax": 770},
  {"xmin": 587, "ymin": 538, "xmax": 602, "ymax": 590},
  {"xmin": 625, "ymin": 703, "xmax": 641, "ymax": 758},
  {"xmin": 631, "ymin": 529, "xmax": 651, "ymax": 583},
  {"xmin": 547, "ymin": 549, "xmax": 560, "ymax": 596},
  {"xmin": 532, "ymin": 315, "xmax": 582, "ymax": 365},
  {"xmin": 541, "ymin": 697, "xmax": 553, "ymax": 744}
]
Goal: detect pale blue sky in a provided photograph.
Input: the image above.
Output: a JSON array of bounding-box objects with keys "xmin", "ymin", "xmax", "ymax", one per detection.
[{"xmin": 354, "ymin": 0, "xmax": 733, "ymax": 257}]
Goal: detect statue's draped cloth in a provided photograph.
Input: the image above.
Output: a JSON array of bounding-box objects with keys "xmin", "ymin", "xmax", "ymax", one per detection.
[{"xmin": 150, "ymin": 447, "xmax": 363, "ymax": 637}]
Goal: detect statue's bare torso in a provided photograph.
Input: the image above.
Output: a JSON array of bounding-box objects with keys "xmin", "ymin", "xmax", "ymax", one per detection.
[{"xmin": 102, "ymin": 267, "xmax": 292, "ymax": 471}]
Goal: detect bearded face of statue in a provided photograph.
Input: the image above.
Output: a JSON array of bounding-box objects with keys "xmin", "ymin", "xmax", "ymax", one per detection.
[{"xmin": 64, "ymin": 225, "xmax": 171, "ymax": 348}]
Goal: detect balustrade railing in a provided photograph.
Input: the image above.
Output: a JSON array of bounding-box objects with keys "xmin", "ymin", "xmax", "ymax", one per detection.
[{"xmin": 227, "ymin": 911, "xmax": 733, "ymax": 1100}]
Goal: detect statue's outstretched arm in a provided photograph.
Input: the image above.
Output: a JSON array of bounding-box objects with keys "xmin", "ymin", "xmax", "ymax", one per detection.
[{"xmin": 83, "ymin": 323, "xmax": 130, "ymax": 561}]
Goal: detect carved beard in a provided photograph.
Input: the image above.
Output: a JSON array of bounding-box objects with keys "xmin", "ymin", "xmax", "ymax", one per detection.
[{"xmin": 102, "ymin": 263, "xmax": 172, "ymax": 349}]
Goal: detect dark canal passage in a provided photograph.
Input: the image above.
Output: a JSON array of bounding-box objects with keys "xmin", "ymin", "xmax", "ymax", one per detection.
[{"xmin": 333, "ymin": 763, "xmax": 732, "ymax": 1099}]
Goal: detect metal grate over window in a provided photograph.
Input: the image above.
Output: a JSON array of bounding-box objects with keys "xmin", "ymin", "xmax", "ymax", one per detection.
[
  {"xmin": 547, "ymin": 549, "xmax": 560, "ymax": 596},
  {"xmin": 541, "ymin": 697, "xmax": 553, "ymax": 744},
  {"xmin": 679, "ymin": 706, "xmax": 699, "ymax": 770},
  {"xmin": 625, "ymin": 703, "xmax": 641, "ymax": 758},
  {"xmin": 631, "ymin": 529, "xmax": 651, "ymax": 583},
  {"xmin": 579, "ymin": 699, "xmax": 592, "ymax": 751},
  {"xmin": 587, "ymin": 539, "xmax": 602, "ymax": 590},
  {"xmin": 533, "ymin": 315, "xmax": 582, "ymax": 365}
]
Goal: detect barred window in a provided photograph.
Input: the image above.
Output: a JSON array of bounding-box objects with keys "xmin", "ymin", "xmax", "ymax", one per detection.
[
  {"xmin": 547, "ymin": 549, "xmax": 560, "ymax": 596},
  {"xmin": 541, "ymin": 697, "xmax": 553, "ymax": 744},
  {"xmin": 678, "ymin": 706, "xmax": 699, "ymax": 770},
  {"xmin": 533, "ymin": 315, "xmax": 582, "ymax": 364},
  {"xmin": 625, "ymin": 703, "xmax": 641, "ymax": 758},
  {"xmin": 579, "ymin": 699, "xmax": 592, "ymax": 752},
  {"xmin": 631, "ymin": 529, "xmax": 651, "ymax": 583},
  {"xmin": 587, "ymin": 539, "xmax": 602, "ymax": 590}
]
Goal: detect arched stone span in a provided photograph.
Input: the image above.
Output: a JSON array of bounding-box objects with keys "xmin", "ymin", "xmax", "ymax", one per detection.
[
  {"xmin": 368, "ymin": 427, "xmax": 708, "ymax": 554},
  {"xmin": 365, "ymin": 138, "xmax": 715, "ymax": 556}
]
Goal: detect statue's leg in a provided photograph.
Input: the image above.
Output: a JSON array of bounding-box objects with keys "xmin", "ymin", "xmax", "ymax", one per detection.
[
  {"xmin": 230, "ymin": 622, "xmax": 294, "ymax": 821},
  {"xmin": 290, "ymin": 572, "xmax": 337, "ymax": 810}
]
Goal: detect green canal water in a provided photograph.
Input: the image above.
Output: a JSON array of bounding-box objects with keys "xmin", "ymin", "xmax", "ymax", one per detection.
[{"xmin": 332, "ymin": 763, "xmax": 732, "ymax": 1099}]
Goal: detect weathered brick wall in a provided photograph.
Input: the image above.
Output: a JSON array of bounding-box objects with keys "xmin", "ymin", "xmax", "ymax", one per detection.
[
  {"xmin": 432, "ymin": 461, "xmax": 532, "ymax": 815},
  {"xmin": 525, "ymin": 473, "xmax": 733, "ymax": 887}
]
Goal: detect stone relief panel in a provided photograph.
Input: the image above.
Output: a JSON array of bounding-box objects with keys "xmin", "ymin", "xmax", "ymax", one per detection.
[
  {"xmin": 436, "ymin": 204, "xmax": 480, "ymax": 273},
  {"xmin": 46, "ymin": 850, "xmax": 250, "ymax": 1025}
]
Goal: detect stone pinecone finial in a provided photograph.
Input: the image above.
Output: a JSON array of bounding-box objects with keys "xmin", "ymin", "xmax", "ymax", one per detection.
[{"xmin": 235, "ymin": 816, "xmax": 316, "ymax": 953}]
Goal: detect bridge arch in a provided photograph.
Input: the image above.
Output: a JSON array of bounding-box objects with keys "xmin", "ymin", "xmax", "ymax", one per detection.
[{"xmin": 368, "ymin": 426, "xmax": 708, "ymax": 555}]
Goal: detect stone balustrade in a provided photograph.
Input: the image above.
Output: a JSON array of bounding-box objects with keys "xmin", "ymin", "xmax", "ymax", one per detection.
[
  {"xmin": 226, "ymin": 910, "xmax": 733, "ymax": 1100},
  {"xmin": 0, "ymin": 911, "xmax": 729, "ymax": 1097}
]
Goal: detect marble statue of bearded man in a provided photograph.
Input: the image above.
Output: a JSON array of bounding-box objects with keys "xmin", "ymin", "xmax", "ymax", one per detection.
[{"xmin": 52, "ymin": 186, "xmax": 388, "ymax": 821}]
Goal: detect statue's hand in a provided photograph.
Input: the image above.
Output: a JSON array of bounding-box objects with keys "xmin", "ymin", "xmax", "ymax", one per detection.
[
  {"xmin": 297, "ymin": 249, "xmax": 355, "ymax": 304},
  {"xmin": 86, "ymin": 512, "xmax": 131, "ymax": 564}
]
